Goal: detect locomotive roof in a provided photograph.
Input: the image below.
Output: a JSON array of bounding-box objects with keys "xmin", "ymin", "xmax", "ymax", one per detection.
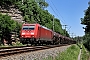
[{"xmin": 40, "ymin": 25, "xmax": 52, "ymax": 31}]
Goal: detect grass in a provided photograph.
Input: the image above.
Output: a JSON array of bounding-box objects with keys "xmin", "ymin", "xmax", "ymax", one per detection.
[
  {"xmin": 57, "ymin": 44, "xmax": 80, "ymax": 60},
  {"xmin": 44, "ymin": 44, "xmax": 80, "ymax": 60},
  {"xmin": 81, "ymin": 45, "xmax": 89, "ymax": 60}
]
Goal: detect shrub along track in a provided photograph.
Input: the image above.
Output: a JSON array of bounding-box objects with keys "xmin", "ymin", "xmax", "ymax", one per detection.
[{"xmin": 0, "ymin": 44, "xmax": 69, "ymax": 57}]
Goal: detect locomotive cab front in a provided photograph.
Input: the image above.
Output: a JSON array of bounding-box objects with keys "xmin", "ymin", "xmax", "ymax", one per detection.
[{"xmin": 20, "ymin": 24, "xmax": 38, "ymax": 44}]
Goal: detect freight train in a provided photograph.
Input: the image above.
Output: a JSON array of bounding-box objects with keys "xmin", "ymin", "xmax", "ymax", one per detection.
[{"xmin": 20, "ymin": 23, "xmax": 76, "ymax": 45}]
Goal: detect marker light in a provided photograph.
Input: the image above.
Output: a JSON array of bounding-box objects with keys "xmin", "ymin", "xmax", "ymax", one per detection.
[
  {"xmin": 22, "ymin": 33, "xmax": 25, "ymax": 35},
  {"xmin": 31, "ymin": 32, "xmax": 34, "ymax": 35}
]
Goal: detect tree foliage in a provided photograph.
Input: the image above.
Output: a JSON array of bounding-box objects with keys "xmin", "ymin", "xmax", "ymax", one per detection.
[
  {"xmin": 0, "ymin": 0, "xmax": 19, "ymax": 6},
  {"xmin": 35, "ymin": 0, "xmax": 49, "ymax": 9},
  {"xmin": 0, "ymin": 14, "xmax": 17, "ymax": 44},
  {"xmin": 0, "ymin": 13, "xmax": 22, "ymax": 45},
  {"xmin": 81, "ymin": 1, "xmax": 90, "ymax": 51}
]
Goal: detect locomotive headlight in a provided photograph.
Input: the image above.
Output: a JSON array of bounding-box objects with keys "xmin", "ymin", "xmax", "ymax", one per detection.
[
  {"xmin": 31, "ymin": 32, "xmax": 34, "ymax": 35},
  {"xmin": 22, "ymin": 33, "xmax": 25, "ymax": 35}
]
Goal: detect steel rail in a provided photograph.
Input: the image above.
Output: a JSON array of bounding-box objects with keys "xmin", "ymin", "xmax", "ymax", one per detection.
[{"xmin": 0, "ymin": 44, "xmax": 68, "ymax": 57}]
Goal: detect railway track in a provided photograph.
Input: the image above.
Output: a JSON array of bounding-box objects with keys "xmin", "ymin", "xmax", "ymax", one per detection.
[{"xmin": 0, "ymin": 44, "xmax": 68, "ymax": 57}]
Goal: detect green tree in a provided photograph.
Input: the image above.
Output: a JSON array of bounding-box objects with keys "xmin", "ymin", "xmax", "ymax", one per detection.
[
  {"xmin": 0, "ymin": 14, "xmax": 17, "ymax": 44},
  {"xmin": 0, "ymin": 0, "xmax": 20, "ymax": 6},
  {"xmin": 81, "ymin": 1, "xmax": 90, "ymax": 51},
  {"xmin": 16, "ymin": 0, "xmax": 41, "ymax": 23},
  {"xmin": 35, "ymin": 0, "xmax": 48, "ymax": 9}
]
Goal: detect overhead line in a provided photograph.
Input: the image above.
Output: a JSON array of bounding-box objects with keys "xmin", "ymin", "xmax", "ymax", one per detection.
[
  {"xmin": 50, "ymin": 0, "xmax": 66, "ymax": 24},
  {"xmin": 48, "ymin": 0, "xmax": 66, "ymax": 24},
  {"xmin": 46, "ymin": 0, "xmax": 75, "ymax": 37}
]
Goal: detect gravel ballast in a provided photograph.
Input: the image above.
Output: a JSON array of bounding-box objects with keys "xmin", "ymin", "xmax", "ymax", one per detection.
[{"xmin": 0, "ymin": 45, "xmax": 71, "ymax": 60}]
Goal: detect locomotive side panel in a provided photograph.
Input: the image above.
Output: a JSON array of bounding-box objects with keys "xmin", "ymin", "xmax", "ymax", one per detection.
[{"xmin": 38, "ymin": 26, "xmax": 53, "ymax": 41}]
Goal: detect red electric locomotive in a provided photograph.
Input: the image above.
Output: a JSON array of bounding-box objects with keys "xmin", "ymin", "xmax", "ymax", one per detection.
[
  {"xmin": 20, "ymin": 23, "xmax": 76, "ymax": 45},
  {"xmin": 20, "ymin": 23, "xmax": 54, "ymax": 44}
]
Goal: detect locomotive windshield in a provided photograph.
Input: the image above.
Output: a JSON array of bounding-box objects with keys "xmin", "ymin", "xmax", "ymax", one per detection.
[{"xmin": 22, "ymin": 25, "xmax": 35, "ymax": 30}]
